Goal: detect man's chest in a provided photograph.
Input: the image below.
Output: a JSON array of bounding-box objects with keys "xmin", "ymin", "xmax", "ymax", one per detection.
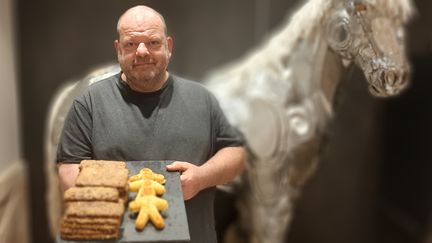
[{"xmin": 91, "ymin": 100, "xmax": 213, "ymax": 163}]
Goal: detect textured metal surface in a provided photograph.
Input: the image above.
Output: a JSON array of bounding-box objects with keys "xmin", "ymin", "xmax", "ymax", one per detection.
[{"xmin": 58, "ymin": 160, "xmax": 190, "ymax": 243}]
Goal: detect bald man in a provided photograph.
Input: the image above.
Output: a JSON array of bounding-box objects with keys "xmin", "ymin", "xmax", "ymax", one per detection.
[{"xmin": 57, "ymin": 5, "xmax": 245, "ymax": 243}]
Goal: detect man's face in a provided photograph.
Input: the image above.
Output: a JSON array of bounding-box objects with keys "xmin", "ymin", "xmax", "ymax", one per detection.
[{"xmin": 115, "ymin": 16, "xmax": 173, "ymax": 85}]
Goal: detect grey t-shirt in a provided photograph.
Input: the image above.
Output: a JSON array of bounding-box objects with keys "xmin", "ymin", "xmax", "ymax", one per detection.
[{"xmin": 57, "ymin": 73, "xmax": 243, "ymax": 243}]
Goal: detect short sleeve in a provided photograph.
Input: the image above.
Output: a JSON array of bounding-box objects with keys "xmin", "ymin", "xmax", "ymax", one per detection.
[
  {"xmin": 210, "ymin": 94, "xmax": 245, "ymax": 152},
  {"xmin": 56, "ymin": 99, "xmax": 93, "ymax": 163}
]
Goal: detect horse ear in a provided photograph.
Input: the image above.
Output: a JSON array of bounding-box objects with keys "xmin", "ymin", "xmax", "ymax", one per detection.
[{"xmin": 353, "ymin": 0, "xmax": 367, "ymax": 12}]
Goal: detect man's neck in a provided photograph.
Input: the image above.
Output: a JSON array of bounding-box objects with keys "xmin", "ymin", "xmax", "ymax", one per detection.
[{"xmin": 121, "ymin": 71, "xmax": 169, "ymax": 93}]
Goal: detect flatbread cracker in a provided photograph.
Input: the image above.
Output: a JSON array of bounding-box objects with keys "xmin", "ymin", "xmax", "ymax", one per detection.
[
  {"xmin": 62, "ymin": 216, "xmax": 121, "ymax": 225},
  {"xmin": 65, "ymin": 201, "xmax": 124, "ymax": 218},
  {"xmin": 61, "ymin": 221, "xmax": 119, "ymax": 231},
  {"xmin": 76, "ymin": 167, "xmax": 128, "ymax": 189},
  {"xmin": 79, "ymin": 160, "xmax": 126, "ymax": 169},
  {"xmin": 64, "ymin": 186, "xmax": 119, "ymax": 202},
  {"xmin": 61, "ymin": 233, "xmax": 119, "ymax": 241}
]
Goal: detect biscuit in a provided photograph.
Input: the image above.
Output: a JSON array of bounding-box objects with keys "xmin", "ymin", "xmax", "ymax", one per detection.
[
  {"xmin": 129, "ymin": 178, "xmax": 166, "ymax": 196},
  {"xmin": 61, "ymin": 221, "xmax": 119, "ymax": 231},
  {"xmin": 60, "ymin": 225, "xmax": 118, "ymax": 235},
  {"xmin": 76, "ymin": 167, "xmax": 128, "ymax": 189},
  {"xmin": 60, "ymin": 233, "xmax": 119, "ymax": 241},
  {"xmin": 79, "ymin": 160, "xmax": 126, "ymax": 169},
  {"xmin": 60, "ymin": 230, "xmax": 120, "ymax": 240},
  {"xmin": 129, "ymin": 195, "xmax": 168, "ymax": 230},
  {"xmin": 62, "ymin": 216, "xmax": 121, "ymax": 225},
  {"xmin": 64, "ymin": 186, "xmax": 119, "ymax": 202},
  {"xmin": 65, "ymin": 201, "xmax": 124, "ymax": 218},
  {"xmin": 129, "ymin": 168, "xmax": 165, "ymax": 184}
]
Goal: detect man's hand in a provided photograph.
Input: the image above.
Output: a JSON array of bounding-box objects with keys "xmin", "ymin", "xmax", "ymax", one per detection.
[
  {"xmin": 166, "ymin": 147, "xmax": 246, "ymax": 200},
  {"xmin": 58, "ymin": 163, "xmax": 80, "ymax": 192},
  {"xmin": 166, "ymin": 161, "xmax": 206, "ymax": 200},
  {"xmin": 166, "ymin": 147, "xmax": 245, "ymax": 201}
]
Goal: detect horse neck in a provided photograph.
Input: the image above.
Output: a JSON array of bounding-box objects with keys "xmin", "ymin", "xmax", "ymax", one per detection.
[
  {"xmin": 284, "ymin": 29, "xmax": 344, "ymax": 123},
  {"xmin": 319, "ymin": 46, "xmax": 345, "ymax": 106}
]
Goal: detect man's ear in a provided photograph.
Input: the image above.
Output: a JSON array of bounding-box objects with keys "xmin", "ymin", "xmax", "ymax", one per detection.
[
  {"xmin": 114, "ymin": 40, "xmax": 120, "ymax": 55},
  {"xmin": 167, "ymin": 36, "xmax": 173, "ymax": 58}
]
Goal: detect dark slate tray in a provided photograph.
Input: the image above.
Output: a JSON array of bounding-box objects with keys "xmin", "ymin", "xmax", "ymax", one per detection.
[{"xmin": 57, "ymin": 160, "xmax": 190, "ymax": 243}]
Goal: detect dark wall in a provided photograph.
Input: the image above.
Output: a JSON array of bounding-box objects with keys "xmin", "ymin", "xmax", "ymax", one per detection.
[
  {"xmin": 15, "ymin": 0, "xmax": 431, "ymax": 243},
  {"xmin": 378, "ymin": 56, "xmax": 432, "ymax": 243},
  {"xmin": 287, "ymin": 67, "xmax": 383, "ymax": 243},
  {"xmin": 378, "ymin": 0, "xmax": 432, "ymax": 241},
  {"xmin": 287, "ymin": 0, "xmax": 432, "ymax": 242}
]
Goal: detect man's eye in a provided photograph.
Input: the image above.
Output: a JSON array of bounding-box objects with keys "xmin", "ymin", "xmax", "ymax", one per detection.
[
  {"xmin": 124, "ymin": 42, "xmax": 135, "ymax": 49},
  {"xmin": 150, "ymin": 41, "xmax": 160, "ymax": 46}
]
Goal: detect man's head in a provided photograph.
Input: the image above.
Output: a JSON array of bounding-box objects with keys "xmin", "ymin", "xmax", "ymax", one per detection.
[{"xmin": 115, "ymin": 5, "xmax": 173, "ymax": 92}]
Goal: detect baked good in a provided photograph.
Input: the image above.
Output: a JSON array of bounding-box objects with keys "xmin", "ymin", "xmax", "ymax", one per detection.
[
  {"xmin": 65, "ymin": 201, "xmax": 124, "ymax": 218},
  {"xmin": 76, "ymin": 163, "xmax": 128, "ymax": 190},
  {"xmin": 60, "ymin": 160, "xmax": 129, "ymax": 241},
  {"xmin": 127, "ymin": 167, "xmax": 169, "ymax": 230},
  {"xmin": 64, "ymin": 186, "xmax": 119, "ymax": 202},
  {"xmin": 79, "ymin": 160, "xmax": 127, "ymax": 169},
  {"xmin": 62, "ymin": 216, "xmax": 121, "ymax": 225},
  {"xmin": 129, "ymin": 178, "xmax": 166, "ymax": 196},
  {"xmin": 128, "ymin": 168, "xmax": 165, "ymax": 184}
]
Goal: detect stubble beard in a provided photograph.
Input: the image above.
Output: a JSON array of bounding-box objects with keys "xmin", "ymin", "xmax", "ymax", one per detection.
[{"xmin": 121, "ymin": 62, "xmax": 167, "ymax": 90}]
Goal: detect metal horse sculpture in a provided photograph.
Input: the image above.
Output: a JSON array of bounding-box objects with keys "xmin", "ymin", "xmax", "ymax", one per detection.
[
  {"xmin": 204, "ymin": 0, "xmax": 413, "ymax": 242},
  {"xmin": 44, "ymin": 0, "xmax": 414, "ymax": 242}
]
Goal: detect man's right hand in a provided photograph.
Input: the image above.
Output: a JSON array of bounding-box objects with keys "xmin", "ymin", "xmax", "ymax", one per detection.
[{"xmin": 57, "ymin": 163, "xmax": 80, "ymax": 192}]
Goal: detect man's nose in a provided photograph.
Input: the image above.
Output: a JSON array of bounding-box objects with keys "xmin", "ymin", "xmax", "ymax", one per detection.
[{"xmin": 136, "ymin": 43, "xmax": 149, "ymax": 56}]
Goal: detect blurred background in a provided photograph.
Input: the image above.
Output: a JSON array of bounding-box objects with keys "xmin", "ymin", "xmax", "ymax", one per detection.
[{"xmin": 2, "ymin": 0, "xmax": 431, "ymax": 242}]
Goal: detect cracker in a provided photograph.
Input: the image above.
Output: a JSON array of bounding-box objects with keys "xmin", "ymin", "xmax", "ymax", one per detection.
[
  {"xmin": 79, "ymin": 160, "xmax": 126, "ymax": 169},
  {"xmin": 76, "ymin": 167, "xmax": 128, "ymax": 189},
  {"xmin": 62, "ymin": 216, "xmax": 121, "ymax": 225},
  {"xmin": 61, "ymin": 221, "xmax": 119, "ymax": 231},
  {"xmin": 64, "ymin": 186, "xmax": 119, "ymax": 202},
  {"xmin": 65, "ymin": 201, "xmax": 124, "ymax": 218},
  {"xmin": 60, "ymin": 226, "xmax": 118, "ymax": 234},
  {"xmin": 60, "ymin": 232, "xmax": 119, "ymax": 241}
]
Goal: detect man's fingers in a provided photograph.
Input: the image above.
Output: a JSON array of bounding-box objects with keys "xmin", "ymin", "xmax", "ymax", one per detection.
[{"xmin": 166, "ymin": 161, "xmax": 190, "ymax": 172}]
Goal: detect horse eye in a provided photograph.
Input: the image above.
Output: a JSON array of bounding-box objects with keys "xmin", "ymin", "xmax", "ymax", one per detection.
[
  {"xmin": 327, "ymin": 20, "xmax": 351, "ymax": 48},
  {"xmin": 337, "ymin": 24, "xmax": 349, "ymax": 43}
]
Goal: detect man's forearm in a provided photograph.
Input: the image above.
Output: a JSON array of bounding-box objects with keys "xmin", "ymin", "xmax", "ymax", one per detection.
[
  {"xmin": 58, "ymin": 163, "xmax": 80, "ymax": 192},
  {"xmin": 199, "ymin": 146, "xmax": 246, "ymax": 189}
]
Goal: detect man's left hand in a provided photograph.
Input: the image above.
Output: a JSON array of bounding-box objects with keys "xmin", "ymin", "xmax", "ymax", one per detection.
[{"xmin": 166, "ymin": 161, "xmax": 206, "ymax": 200}]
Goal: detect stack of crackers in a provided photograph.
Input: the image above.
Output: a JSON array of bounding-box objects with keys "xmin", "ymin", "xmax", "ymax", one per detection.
[{"xmin": 60, "ymin": 160, "xmax": 129, "ymax": 241}]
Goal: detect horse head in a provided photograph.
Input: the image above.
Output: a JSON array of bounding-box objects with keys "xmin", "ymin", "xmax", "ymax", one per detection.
[{"xmin": 326, "ymin": 0, "xmax": 413, "ymax": 97}]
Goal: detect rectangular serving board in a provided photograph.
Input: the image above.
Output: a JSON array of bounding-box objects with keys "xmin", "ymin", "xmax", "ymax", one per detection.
[{"xmin": 57, "ymin": 160, "xmax": 190, "ymax": 243}]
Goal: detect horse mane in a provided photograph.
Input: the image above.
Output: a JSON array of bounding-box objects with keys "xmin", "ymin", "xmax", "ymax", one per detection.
[
  {"xmin": 278, "ymin": 0, "xmax": 414, "ymax": 55},
  {"xmin": 253, "ymin": 0, "xmax": 415, "ymax": 57},
  {"xmin": 375, "ymin": 0, "xmax": 415, "ymax": 22},
  {"xmin": 205, "ymin": 0, "xmax": 414, "ymax": 86}
]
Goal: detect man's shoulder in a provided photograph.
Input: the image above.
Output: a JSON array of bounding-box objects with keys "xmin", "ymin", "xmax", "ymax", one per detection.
[
  {"xmin": 171, "ymin": 74, "xmax": 211, "ymax": 94},
  {"xmin": 170, "ymin": 74, "xmax": 222, "ymax": 110},
  {"xmin": 72, "ymin": 72, "xmax": 120, "ymax": 105},
  {"xmin": 85, "ymin": 72, "xmax": 119, "ymax": 91}
]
